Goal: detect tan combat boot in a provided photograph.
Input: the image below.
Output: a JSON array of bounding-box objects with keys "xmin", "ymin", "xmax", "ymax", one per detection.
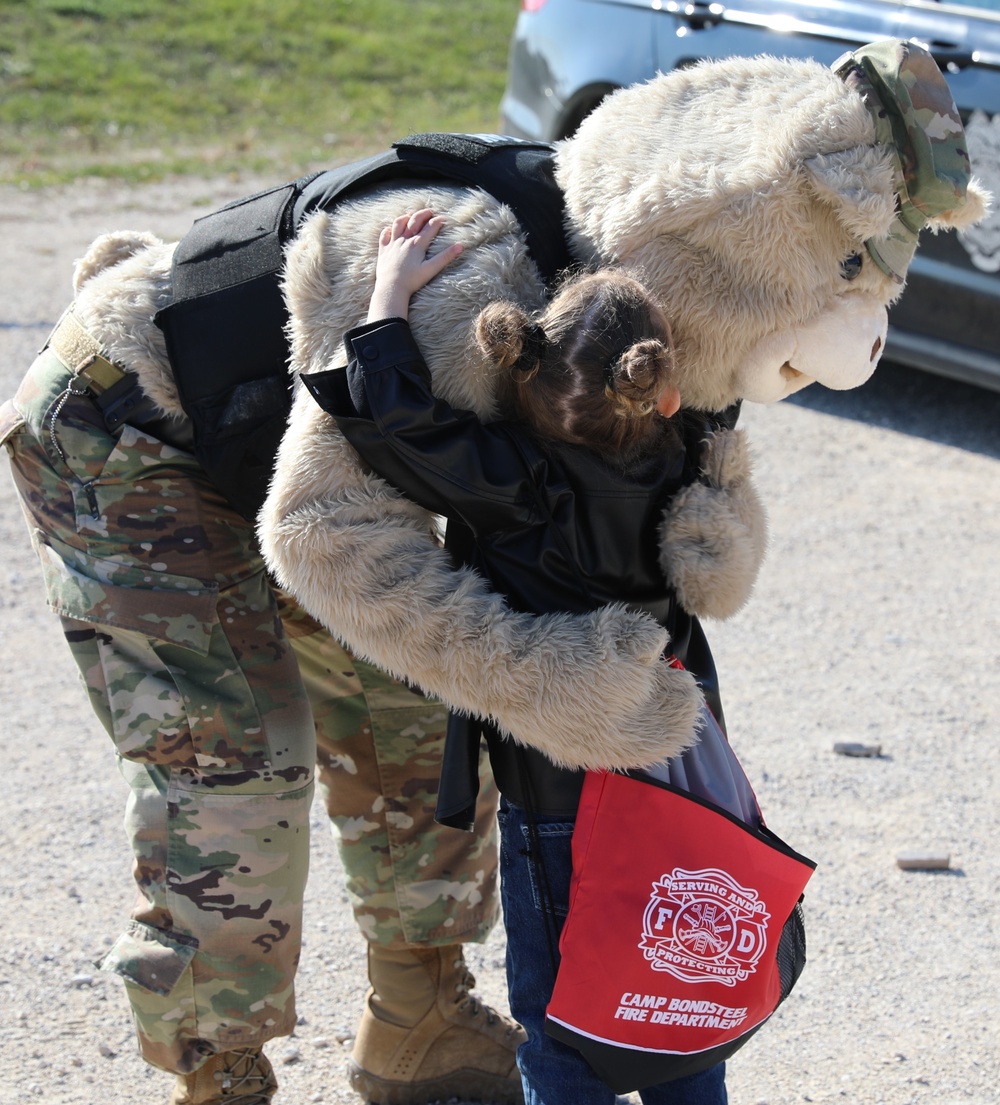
[
  {"xmin": 349, "ymin": 945, "xmax": 526, "ymax": 1105},
  {"xmin": 168, "ymin": 1048, "xmax": 278, "ymax": 1105}
]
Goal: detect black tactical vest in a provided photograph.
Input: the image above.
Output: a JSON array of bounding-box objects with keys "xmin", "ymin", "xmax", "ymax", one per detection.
[{"xmin": 154, "ymin": 133, "xmax": 573, "ymax": 520}]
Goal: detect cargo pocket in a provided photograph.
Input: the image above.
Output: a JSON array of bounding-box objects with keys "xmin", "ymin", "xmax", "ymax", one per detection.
[
  {"xmin": 33, "ymin": 528, "xmax": 219, "ymax": 651},
  {"xmin": 36, "ymin": 530, "xmax": 274, "ymax": 770},
  {"xmin": 98, "ymin": 919, "xmax": 198, "ymax": 996},
  {"xmin": 0, "ymin": 399, "xmax": 26, "ymax": 448}
]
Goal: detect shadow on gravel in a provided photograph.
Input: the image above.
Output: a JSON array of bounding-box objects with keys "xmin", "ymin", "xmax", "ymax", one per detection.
[
  {"xmin": 899, "ymin": 867, "xmax": 968, "ymax": 878},
  {"xmin": 786, "ymin": 358, "xmax": 1000, "ymax": 460}
]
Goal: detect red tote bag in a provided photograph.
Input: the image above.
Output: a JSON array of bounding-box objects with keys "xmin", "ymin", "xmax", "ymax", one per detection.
[{"xmin": 545, "ymin": 702, "xmax": 815, "ymax": 1093}]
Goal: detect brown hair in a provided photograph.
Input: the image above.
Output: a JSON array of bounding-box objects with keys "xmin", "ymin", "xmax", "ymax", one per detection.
[{"xmin": 476, "ymin": 270, "xmax": 677, "ymax": 462}]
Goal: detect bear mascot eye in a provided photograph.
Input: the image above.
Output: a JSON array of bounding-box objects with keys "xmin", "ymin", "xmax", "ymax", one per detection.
[{"xmin": 840, "ymin": 252, "xmax": 864, "ymax": 281}]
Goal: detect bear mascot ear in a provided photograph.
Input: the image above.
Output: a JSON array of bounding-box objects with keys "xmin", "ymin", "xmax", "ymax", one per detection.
[
  {"xmin": 926, "ymin": 183, "xmax": 990, "ymax": 230},
  {"xmin": 802, "ymin": 147, "xmax": 900, "ymax": 243},
  {"xmin": 803, "ymin": 146, "xmax": 989, "ymax": 252},
  {"xmin": 73, "ymin": 231, "xmax": 164, "ymax": 293}
]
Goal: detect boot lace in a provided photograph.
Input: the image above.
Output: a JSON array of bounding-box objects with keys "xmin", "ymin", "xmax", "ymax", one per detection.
[
  {"xmin": 452, "ymin": 958, "xmax": 519, "ymax": 1037},
  {"xmin": 212, "ymin": 1049, "xmax": 275, "ymax": 1104}
]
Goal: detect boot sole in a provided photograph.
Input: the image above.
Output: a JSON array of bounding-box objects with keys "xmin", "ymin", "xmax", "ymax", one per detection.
[{"xmin": 347, "ymin": 1059, "xmax": 525, "ymax": 1105}]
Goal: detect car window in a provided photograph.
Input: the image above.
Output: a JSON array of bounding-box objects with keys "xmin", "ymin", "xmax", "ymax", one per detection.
[{"xmin": 937, "ymin": 1, "xmax": 1000, "ymax": 11}]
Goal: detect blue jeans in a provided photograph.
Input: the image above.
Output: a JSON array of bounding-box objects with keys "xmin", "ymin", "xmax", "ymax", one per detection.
[{"xmin": 498, "ymin": 799, "xmax": 728, "ymax": 1105}]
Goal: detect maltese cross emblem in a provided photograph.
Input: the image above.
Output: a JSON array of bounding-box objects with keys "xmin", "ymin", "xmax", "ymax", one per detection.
[{"xmin": 639, "ymin": 867, "xmax": 770, "ymax": 987}]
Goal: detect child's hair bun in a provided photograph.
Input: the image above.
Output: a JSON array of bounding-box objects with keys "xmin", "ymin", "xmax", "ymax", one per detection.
[
  {"xmin": 476, "ymin": 301, "xmax": 545, "ymax": 380},
  {"xmin": 608, "ymin": 339, "xmax": 674, "ymax": 417}
]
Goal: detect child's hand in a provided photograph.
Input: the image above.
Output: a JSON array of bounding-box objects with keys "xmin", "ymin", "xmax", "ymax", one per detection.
[{"xmin": 367, "ymin": 209, "xmax": 464, "ymax": 323}]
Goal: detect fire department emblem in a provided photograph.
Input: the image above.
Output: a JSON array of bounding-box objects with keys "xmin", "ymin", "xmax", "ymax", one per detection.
[{"xmin": 640, "ymin": 867, "xmax": 770, "ymax": 987}]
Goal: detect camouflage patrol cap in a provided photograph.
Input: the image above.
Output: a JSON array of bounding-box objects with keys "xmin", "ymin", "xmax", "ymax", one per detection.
[{"xmin": 833, "ymin": 38, "xmax": 973, "ymax": 283}]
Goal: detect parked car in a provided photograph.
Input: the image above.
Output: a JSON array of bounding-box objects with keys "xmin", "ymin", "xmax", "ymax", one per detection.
[{"xmin": 500, "ymin": 0, "xmax": 1000, "ymax": 392}]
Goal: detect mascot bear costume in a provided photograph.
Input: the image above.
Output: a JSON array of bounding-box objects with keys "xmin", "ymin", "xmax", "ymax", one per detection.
[{"xmin": 0, "ymin": 38, "xmax": 986, "ymax": 1105}]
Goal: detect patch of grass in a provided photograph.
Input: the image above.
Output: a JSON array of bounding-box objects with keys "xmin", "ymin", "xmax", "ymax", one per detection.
[{"xmin": 0, "ymin": 0, "xmax": 519, "ymax": 185}]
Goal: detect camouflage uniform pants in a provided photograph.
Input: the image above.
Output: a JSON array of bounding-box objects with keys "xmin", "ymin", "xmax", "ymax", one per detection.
[{"xmin": 0, "ymin": 340, "xmax": 498, "ymax": 1074}]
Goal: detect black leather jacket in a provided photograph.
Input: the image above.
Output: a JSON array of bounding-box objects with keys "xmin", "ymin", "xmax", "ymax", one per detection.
[{"xmin": 304, "ymin": 319, "xmax": 724, "ymax": 824}]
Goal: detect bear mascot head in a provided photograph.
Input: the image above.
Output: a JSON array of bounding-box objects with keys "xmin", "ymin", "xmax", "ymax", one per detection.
[{"xmin": 67, "ymin": 40, "xmax": 987, "ymax": 770}]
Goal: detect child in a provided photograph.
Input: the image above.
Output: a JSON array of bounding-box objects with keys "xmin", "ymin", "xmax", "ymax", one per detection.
[{"xmin": 303, "ymin": 210, "xmax": 728, "ymax": 1105}]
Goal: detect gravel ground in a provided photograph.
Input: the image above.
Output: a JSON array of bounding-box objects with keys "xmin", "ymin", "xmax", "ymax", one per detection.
[{"xmin": 0, "ymin": 178, "xmax": 997, "ymax": 1105}]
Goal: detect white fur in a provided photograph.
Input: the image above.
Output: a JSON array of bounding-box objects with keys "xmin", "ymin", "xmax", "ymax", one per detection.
[
  {"xmin": 659, "ymin": 430, "xmax": 768, "ymax": 620},
  {"xmin": 283, "ymin": 193, "xmax": 547, "ymax": 418},
  {"xmin": 73, "ymin": 230, "xmax": 163, "ymax": 291},
  {"xmin": 72, "ymin": 232, "xmax": 180, "ymax": 416},
  {"xmin": 928, "ymin": 176, "xmax": 990, "ymax": 230}
]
